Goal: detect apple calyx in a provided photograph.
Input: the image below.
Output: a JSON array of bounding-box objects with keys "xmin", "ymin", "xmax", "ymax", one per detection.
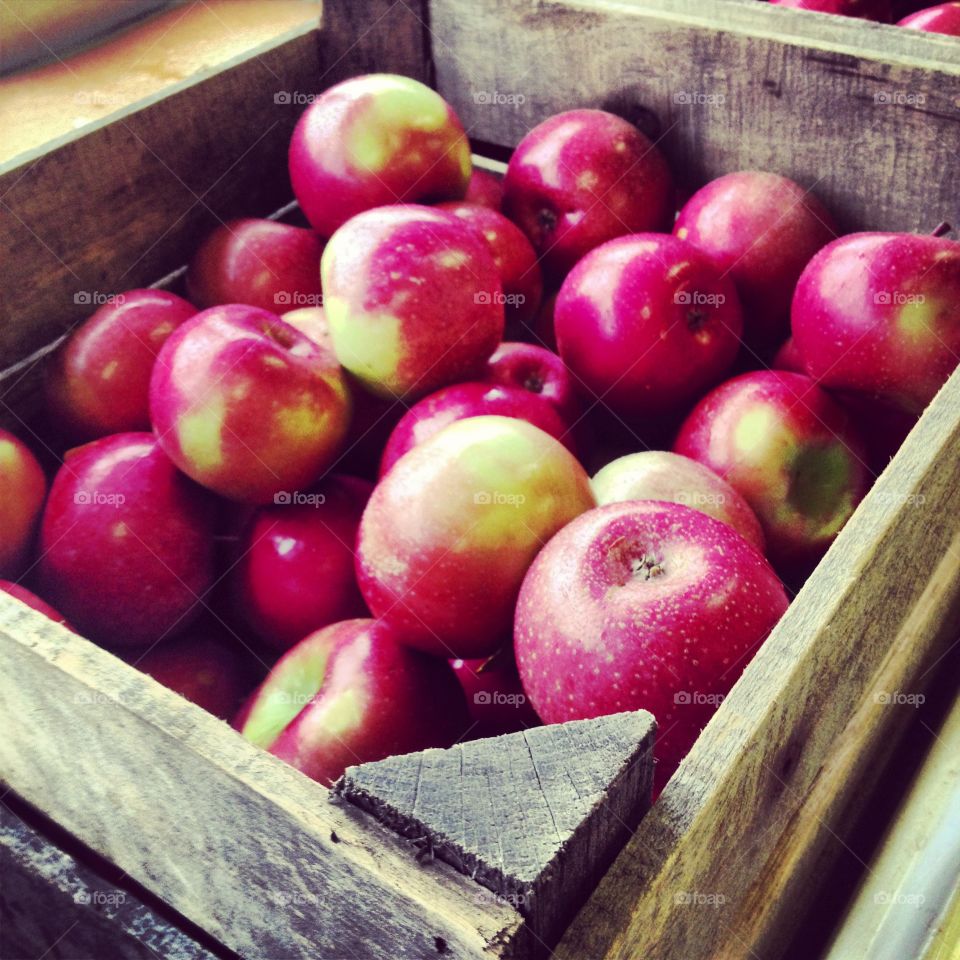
[{"xmin": 630, "ymin": 553, "xmax": 665, "ymax": 581}]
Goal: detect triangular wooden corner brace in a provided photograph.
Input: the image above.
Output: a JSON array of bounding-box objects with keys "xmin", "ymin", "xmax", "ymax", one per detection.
[{"xmin": 332, "ymin": 710, "xmax": 657, "ymax": 952}]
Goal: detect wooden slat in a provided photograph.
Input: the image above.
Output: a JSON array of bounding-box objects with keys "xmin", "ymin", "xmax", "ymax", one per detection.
[
  {"xmin": 0, "ymin": 24, "xmax": 320, "ymax": 369},
  {"xmin": 554, "ymin": 365, "xmax": 960, "ymax": 959},
  {"xmin": 0, "ymin": 800, "xmax": 217, "ymax": 960},
  {"xmin": 0, "ymin": 602, "xmax": 523, "ymax": 960},
  {"xmin": 431, "ymin": 0, "xmax": 960, "ymax": 234}
]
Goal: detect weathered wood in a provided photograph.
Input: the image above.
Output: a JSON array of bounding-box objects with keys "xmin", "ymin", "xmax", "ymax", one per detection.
[
  {"xmin": 335, "ymin": 711, "xmax": 656, "ymax": 953},
  {"xmin": 0, "ymin": 600, "xmax": 524, "ymax": 960},
  {"xmin": 0, "ymin": 800, "xmax": 216, "ymax": 960},
  {"xmin": 431, "ymin": 0, "xmax": 960, "ymax": 234},
  {"xmin": 0, "ymin": 24, "xmax": 320, "ymax": 369},
  {"xmin": 555, "ymin": 365, "xmax": 960, "ymax": 960},
  {"xmin": 317, "ymin": 0, "xmax": 431, "ymax": 86}
]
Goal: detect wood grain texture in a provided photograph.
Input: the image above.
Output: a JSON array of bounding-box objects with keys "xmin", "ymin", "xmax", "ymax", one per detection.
[
  {"xmin": 335, "ymin": 711, "xmax": 655, "ymax": 953},
  {"xmin": 555, "ymin": 365, "xmax": 960, "ymax": 960},
  {"xmin": 0, "ymin": 24, "xmax": 320, "ymax": 370},
  {"xmin": 317, "ymin": 0, "xmax": 431, "ymax": 86},
  {"xmin": 0, "ymin": 601, "xmax": 523, "ymax": 960},
  {"xmin": 0, "ymin": 801, "xmax": 216, "ymax": 960},
  {"xmin": 431, "ymin": 0, "xmax": 960, "ymax": 234}
]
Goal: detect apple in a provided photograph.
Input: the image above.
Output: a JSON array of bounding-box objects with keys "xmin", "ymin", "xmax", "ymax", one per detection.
[
  {"xmin": 281, "ymin": 306, "xmax": 331, "ymax": 350},
  {"xmin": 770, "ymin": 0, "xmax": 892, "ymax": 18},
  {"xmin": 45, "ymin": 289, "xmax": 197, "ymax": 440},
  {"xmin": 451, "ymin": 646, "xmax": 541, "ymax": 739},
  {"xmin": 555, "ymin": 234, "xmax": 743, "ymax": 419},
  {"xmin": 898, "ymin": 2, "xmax": 960, "ymax": 31},
  {"xmin": 502, "ymin": 108, "xmax": 673, "ymax": 282},
  {"xmin": 289, "ymin": 73, "xmax": 471, "ymax": 237},
  {"xmin": 132, "ymin": 623, "xmax": 260, "ymax": 720},
  {"xmin": 321, "ymin": 205, "xmax": 504, "ymax": 400},
  {"xmin": 186, "ymin": 219, "xmax": 324, "ymax": 314},
  {"xmin": 514, "ymin": 500, "xmax": 789, "ymax": 794},
  {"xmin": 356, "ymin": 415, "xmax": 596, "ymax": 658},
  {"xmin": 149, "ymin": 304, "xmax": 351, "ymax": 503},
  {"xmin": 791, "ymin": 232, "xmax": 960, "ymax": 415},
  {"xmin": 229, "ymin": 474, "xmax": 373, "ymax": 652},
  {"xmin": 378, "ymin": 381, "xmax": 577, "ymax": 476},
  {"xmin": 0, "ymin": 580, "xmax": 74, "ymax": 631},
  {"xmin": 674, "ymin": 370, "xmax": 869, "ymax": 574},
  {"xmin": 482, "ymin": 341, "xmax": 581, "ymax": 425},
  {"xmin": 237, "ymin": 618, "xmax": 469, "ymax": 786},
  {"xmin": 0, "ymin": 429, "xmax": 46, "ymax": 579},
  {"xmin": 592, "ymin": 450, "xmax": 765, "ymax": 552},
  {"xmin": 436, "ymin": 201, "xmax": 543, "ymax": 329},
  {"xmin": 674, "ymin": 171, "xmax": 837, "ymax": 351},
  {"xmin": 464, "ymin": 168, "xmax": 504, "ymax": 210},
  {"xmin": 37, "ymin": 433, "xmax": 217, "ymax": 647}
]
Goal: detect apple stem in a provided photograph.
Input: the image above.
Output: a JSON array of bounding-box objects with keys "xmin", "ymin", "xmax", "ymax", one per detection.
[{"xmin": 931, "ymin": 222, "xmax": 953, "ymax": 238}]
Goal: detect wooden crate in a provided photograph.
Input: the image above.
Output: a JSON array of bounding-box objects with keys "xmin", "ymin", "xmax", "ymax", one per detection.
[{"xmin": 3, "ymin": 2, "xmax": 960, "ymax": 958}]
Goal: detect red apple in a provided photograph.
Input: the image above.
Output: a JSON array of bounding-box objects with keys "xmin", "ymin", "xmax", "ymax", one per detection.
[
  {"xmin": 674, "ymin": 371, "xmax": 869, "ymax": 573},
  {"xmin": 482, "ymin": 341, "xmax": 581, "ymax": 425},
  {"xmin": 898, "ymin": 2, "xmax": 960, "ymax": 31},
  {"xmin": 0, "ymin": 430, "xmax": 46, "ymax": 579},
  {"xmin": 0, "ymin": 580, "xmax": 74, "ymax": 631},
  {"xmin": 37, "ymin": 433, "xmax": 217, "ymax": 647},
  {"xmin": 592, "ymin": 450, "xmax": 765, "ymax": 552},
  {"xmin": 555, "ymin": 234, "xmax": 743, "ymax": 419},
  {"xmin": 791, "ymin": 232, "xmax": 960, "ymax": 415},
  {"xmin": 464, "ymin": 168, "xmax": 504, "ymax": 210},
  {"xmin": 289, "ymin": 73, "xmax": 471, "ymax": 237},
  {"xmin": 321, "ymin": 205, "xmax": 504, "ymax": 400},
  {"xmin": 436, "ymin": 201, "xmax": 543, "ymax": 329},
  {"xmin": 770, "ymin": 0, "xmax": 892, "ymax": 18},
  {"xmin": 451, "ymin": 647, "xmax": 541, "ymax": 739},
  {"xmin": 186, "ymin": 219, "xmax": 324, "ymax": 314},
  {"xmin": 502, "ymin": 108, "xmax": 673, "ymax": 282},
  {"xmin": 674, "ymin": 171, "xmax": 837, "ymax": 351},
  {"xmin": 357, "ymin": 416, "xmax": 596, "ymax": 658},
  {"xmin": 237, "ymin": 618, "xmax": 469, "ymax": 786},
  {"xmin": 149, "ymin": 304, "xmax": 351, "ymax": 503},
  {"xmin": 132, "ymin": 623, "xmax": 260, "ymax": 720},
  {"xmin": 45, "ymin": 289, "xmax": 197, "ymax": 440},
  {"xmin": 378, "ymin": 382, "xmax": 576, "ymax": 477},
  {"xmin": 230, "ymin": 474, "xmax": 372, "ymax": 652},
  {"xmin": 514, "ymin": 500, "xmax": 789, "ymax": 794}
]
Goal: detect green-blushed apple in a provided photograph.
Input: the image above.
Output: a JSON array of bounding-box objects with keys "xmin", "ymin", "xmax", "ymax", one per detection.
[
  {"xmin": 674, "ymin": 171, "xmax": 837, "ymax": 351},
  {"xmin": 236, "ymin": 618, "xmax": 468, "ymax": 786},
  {"xmin": 230, "ymin": 475, "xmax": 372, "ymax": 652},
  {"xmin": 791, "ymin": 232, "xmax": 960, "ymax": 415},
  {"xmin": 45, "ymin": 289, "xmax": 197, "ymax": 440},
  {"xmin": 503, "ymin": 108, "xmax": 674, "ymax": 282},
  {"xmin": 674, "ymin": 370, "xmax": 869, "ymax": 574},
  {"xmin": 356, "ymin": 415, "xmax": 596, "ymax": 658},
  {"xmin": 378, "ymin": 382, "xmax": 576, "ymax": 477},
  {"xmin": 555, "ymin": 234, "xmax": 743, "ymax": 419},
  {"xmin": 436, "ymin": 201, "xmax": 543, "ymax": 329},
  {"xmin": 321, "ymin": 205, "xmax": 504, "ymax": 400},
  {"xmin": 451, "ymin": 646, "xmax": 541, "ymax": 739},
  {"xmin": 514, "ymin": 500, "xmax": 788, "ymax": 794},
  {"xmin": 0, "ymin": 429, "xmax": 47, "ymax": 579},
  {"xmin": 592, "ymin": 450, "xmax": 765, "ymax": 551},
  {"xmin": 482, "ymin": 341, "xmax": 581, "ymax": 426},
  {"xmin": 186, "ymin": 219, "xmax": 324, "ymax": 313},
  {"xmin": 0, "ymin": 580, "xmax": 74, "ymax": 631},
  {"xmin": 289, "ymin": 73, "xmax": 471, "ymax": 237},
  {"xmin": 37, "ymin": 433, "xmax": 217, "ymax": 647},
  {"xmin": 898, "ymin": 3, "xmax": 960, "ymax": 32},
  {"xmin": 149, "ymin": 304, "xmax": 351, "ymax": 503}
]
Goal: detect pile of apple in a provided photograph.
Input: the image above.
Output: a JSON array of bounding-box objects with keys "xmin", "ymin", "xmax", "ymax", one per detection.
[
  {"xmin": 769, "ymin": 0, "xmax": 960, "ymax": 35},
  {"xmin": 3, "ymin": 73, "xmax": 959, "ymax": 797}
]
